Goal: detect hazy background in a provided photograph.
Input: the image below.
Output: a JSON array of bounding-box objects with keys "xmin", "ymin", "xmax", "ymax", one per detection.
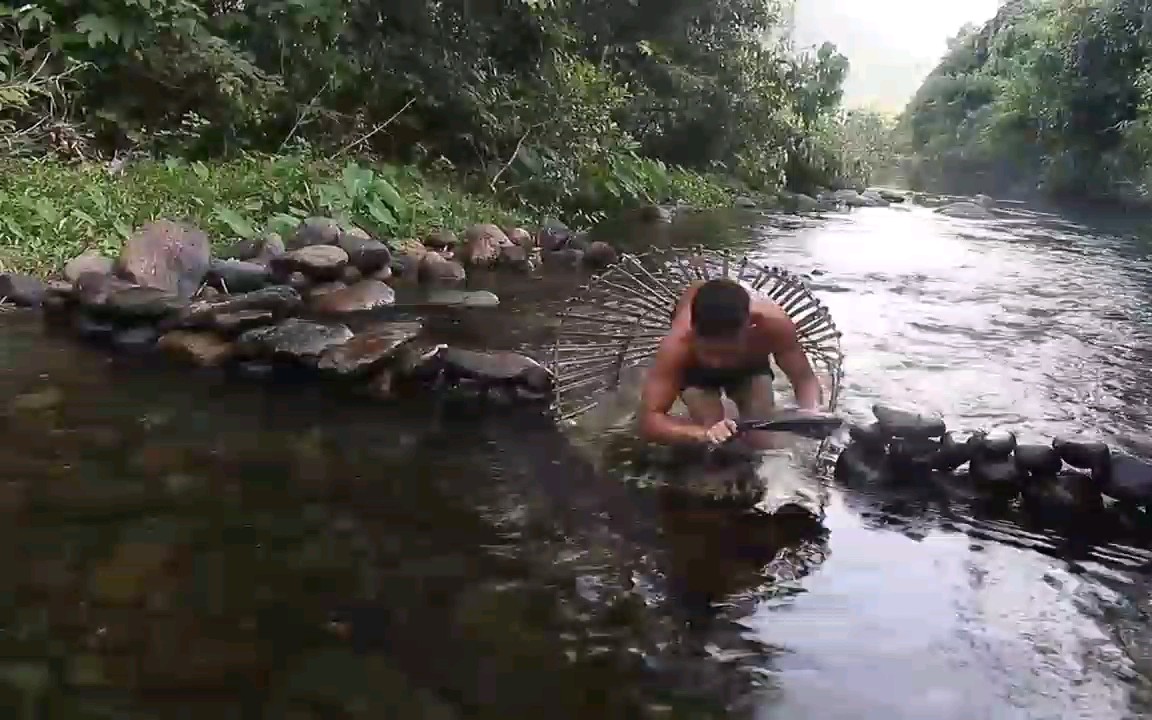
[{"xmin": 791, "ymin": 0, "xmax": 1003, "ymax": 112}]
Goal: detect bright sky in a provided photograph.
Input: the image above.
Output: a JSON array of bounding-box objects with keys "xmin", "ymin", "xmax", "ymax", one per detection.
[{"xmin": 792, "ymin": 0, "xmax": 1004, "ymax": 111}]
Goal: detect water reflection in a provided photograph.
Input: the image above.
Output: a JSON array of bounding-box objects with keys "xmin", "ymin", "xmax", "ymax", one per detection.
[{"xmin": 2, "ymin": 201, "xmax": 1152, "ymax": 717}]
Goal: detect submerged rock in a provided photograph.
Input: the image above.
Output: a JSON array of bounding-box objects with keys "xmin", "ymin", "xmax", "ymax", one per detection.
[
  {"xmin": 308, "ymin": 279, "xmax": 395, "ymax": 314},
  {"xmin": 424, "ymin": 346, "xmax": 554, "ymax": 394},
  {"xmin": 316, "ymin": 321, "xmax": 423, "ymax": 377},
  {"xmin": 0, "ymin": 273, "xmax": 46, "ymax": 306},
  {"xmin": 235, "ymin": 318, "xmax": 353, "ymax": 364},
  {"xmin": 935, "ymin": 201, "xmax": 993, "ymax": 219},
  {"xmin": 111, "ymin": 325, "xmax": 159, "ymax": 353},
  {"xmin": 423, "ymin": 289, "xmax": 499, "ymax": 307},
  {"xmin": 117, "ymin": 219, "xmax": 211, "ymax": 298},
  {"xmin": 158, "ymin": 330, "xmax": 236, "ymax": 366},
  {"xmin": 583, "ymin": 241, "xmax": 618, "ymax": 268},
  {"xmin": 418, "ymin": 253, "xmax": 466, "ymax": 285}
]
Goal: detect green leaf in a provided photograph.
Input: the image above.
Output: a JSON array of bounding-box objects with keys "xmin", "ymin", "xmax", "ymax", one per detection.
[
  {"xmin": 363, "ymin": 198, "xmax": 397, "ymax": 229},
  {"xmin": 213, "ymin": 207, "xmax": 257, "ymax": 238}
]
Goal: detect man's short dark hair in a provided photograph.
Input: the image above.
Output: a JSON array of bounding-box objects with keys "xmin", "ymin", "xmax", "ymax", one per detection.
[{"xmin": 690, "ymin": 278, "xmax": 750, "ymax": 339}]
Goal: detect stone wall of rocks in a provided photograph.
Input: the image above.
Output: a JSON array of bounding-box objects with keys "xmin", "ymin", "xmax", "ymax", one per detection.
[
  {"xmin": 836, "ymin": 404, "xmax": 1152, "ymax": 516},
  {"xmin": 0, "ymin": 216, "xmax": 625, "ymax": 406}
]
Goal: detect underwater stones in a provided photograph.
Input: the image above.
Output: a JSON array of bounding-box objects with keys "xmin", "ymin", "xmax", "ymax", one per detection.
[
  {"xmin": 110, "ymin": 325, "xmax": 160, "ymax": 353},
  {"xmin": 308, "ymin": 280, "xmax": 396, "ymax": 314},
  {"xmin": 117, "ymin": 219, "xmax": 211, "ymax": 299},
  {"xmin": 235, "ymin": 318, "xmax": 353, "ymax": 364},
  {"xmin": 63, "ymin": 251, "xmax": 116, "ymax": 282},
  {"xmin": 541, "ymin": 247, "xmax": 584, "ymax": 268},
  {"xmin": 205, "ymin": 259, "xmax": 273, "ymax": 294},
  {"xmin": 423, "ymin": 289, "xmax": 499, "ymax": 307},
  {"xmin": 935, "ymin": 201, "xmax": 993, "ymax": 220},
  {"xmin": 179, "ymin": 285, "xmax": 301, "ymax": 330},
  {"xmin": 0, "ymin": 273, "xmax": 46, "ymax": 307},
  {"xmin": 316, "ymin": 321, "xmax": 422, "ymax": 377},
  {"xmin": 871, "ymin": 404, "xmax": 946, "ymax": 439},
  {"xmin": 157, "ymin": 331, "xmax": 236, "ymax": 366},
  {"xmin": 270, "ymin": 245, "xmax": 349, "ymax": 282}
]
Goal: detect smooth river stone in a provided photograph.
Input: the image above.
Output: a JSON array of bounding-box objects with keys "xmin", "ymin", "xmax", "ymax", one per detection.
[
  {"xmin": 288, "ymin": 217, "xmax": 342, "ymax": 249},
  {"xmin": 337, "ymin": 233, "xmax": 392, "ymax": 273},
  {"xmin": 235, "ymin": 318, "xmax": 353, "ymax": 363},
  {"xmin": 270, "ymin": 245, "xmax": 349, "ymax": 281},
  {"xmin": 316, "ymin": 321, "xmax": 423, "ymax": 377},
  {"xmin": 309, "ymin": 280, "xmax": 396, "ymax": 314},
  {"xmin": 435, "ymin": 347, "xmax": 554, "ymax": 392},
  {"xmin": 205, "ymin": 259, "xmax": 272, "ymax": 293}
]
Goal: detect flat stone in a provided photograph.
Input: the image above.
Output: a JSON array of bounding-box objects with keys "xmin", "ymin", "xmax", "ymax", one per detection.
[
  {"xmin": 211, "ymin": 309, "xmax": 278, "ymax": 335},
  {"xmin": 158, "ymin": 331, "xmax": 236, "ymax": 366},
  {"xmin": 436, "ymin": 347, "xmax": 554, "ymax": 393},
  {"xmin": 309, "ymin": 280, "xmax": 395, "ymax": 314},
  {"xmin": 91, "ymin": 286, "xmax": 186, "ymax": 320},
  {"xmin": 418, "ymin": 253, "xmax": 466, "ymax": 284},
  {"xmin": 116, "ymin": 219, "xmax": 210, "ymax": 298},
  {"xmin": 270, "ymin": 245, "xmax": 348, "ymax": 282},
  {"xmin": 110, "ymin": 325, "xmax": 159, "ymax": 353},
  {"xmin": 235, "ymin": 318, "xmax": 353, "ymax": 364},
  {"xmin": 179, "ymin": 285, "xmax": 301, "ymax": 329},
  {"xmin": 0, "ymin": 273, "xmax": 45, "ymax": 306},
  {"xmin": 316, "ymin": 321, "xmax": 423, "ymax": 377},
  {"xmin": 206, "ymin": 259, "xmax": 272, "ymax": 293}
]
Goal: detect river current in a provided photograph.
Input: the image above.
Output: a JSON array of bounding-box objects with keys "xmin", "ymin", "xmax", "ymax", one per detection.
[{"xmin": 1, "ymin": 200, "xmax": 1151, "ymax": 719}]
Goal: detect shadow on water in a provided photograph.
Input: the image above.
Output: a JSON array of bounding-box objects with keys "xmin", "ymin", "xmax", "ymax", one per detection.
[{"xmin": 4, "ymin": 200, "xmax": 1152, "ymax": 717}]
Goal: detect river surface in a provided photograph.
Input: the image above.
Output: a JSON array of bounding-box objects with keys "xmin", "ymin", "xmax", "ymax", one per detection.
[{"xmin": 2, "ymin": 201, "xmax": 1152, "ymax": 719}]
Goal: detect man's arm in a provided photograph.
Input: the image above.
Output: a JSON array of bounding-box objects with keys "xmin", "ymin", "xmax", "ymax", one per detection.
[
  {"xmin": 759, "ymin": 305, "xmax": 822, "ymax": 410},
  {"xmin": 638, "ymin": 339, "xmax": 710, "ymax": 444}
]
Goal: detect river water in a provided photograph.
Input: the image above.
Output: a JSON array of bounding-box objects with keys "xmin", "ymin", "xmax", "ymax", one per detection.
[{"xmin": 2, "ymin": 201, "xmax": 1152, "ymax": 719}]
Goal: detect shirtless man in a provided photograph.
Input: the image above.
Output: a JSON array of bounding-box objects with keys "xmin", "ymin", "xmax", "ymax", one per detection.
[{"xmin": 638, "ymin": 277, "xmax": 822, "ymax": 448}]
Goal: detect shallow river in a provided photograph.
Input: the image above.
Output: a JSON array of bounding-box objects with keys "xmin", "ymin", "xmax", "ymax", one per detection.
[{"xmin": 2, "ymin": 201, "xmax": 1152, "ymax": 719}]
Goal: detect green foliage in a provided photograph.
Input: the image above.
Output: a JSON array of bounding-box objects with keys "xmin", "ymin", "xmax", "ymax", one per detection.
[
  {"xmin": 0, "ymin": 156, "xmax": 532, "ymax": 274},
  {"xmin": 901, "ymin": 0, "xmax": 1152, "ymax": 202},
  {"xmin": 0, "ymin": 0, "xmax": 878, "ymax": 216}
]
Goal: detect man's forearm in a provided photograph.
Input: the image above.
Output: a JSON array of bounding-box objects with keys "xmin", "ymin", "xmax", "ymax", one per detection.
[
  {"xmin": 791, "ymin": 373, "xmax": 821, "ymax": 410},
  {"xmin": 639, "ymin": 413, "xmax": 707, "ymax": 445}
]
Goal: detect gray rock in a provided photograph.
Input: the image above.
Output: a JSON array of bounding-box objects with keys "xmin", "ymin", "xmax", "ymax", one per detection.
[
  {"xmin": 418, "ymin": 253, "xmax": 466, "ymax": 285},
  {"xmin": 0, "ymin": 273, "xmax": 45, "ymax": 306},
  {"xmin": 111, "ymin": 325, "xmax": 159, "ymax": 353},
  {"xmin": 206, "ymin": 259, "xmax": 273, "ymax": 293},
  {"xmin": 308, "ymin": 279, "xmax": 396, "ymax": 314},
  {"xmin": 116, "ymin": 219, "xmax": 211, "ymax": 298},
  {"xmin": 338, "ymin": 234, "xmax": 392, "ymax": 273},
  {"xmin": 235, "ymin": 318, "xmax": 353, "ymax": 364},
  {"xmin": 64, "ymin": 251, "xmax": 115, "ymax": 282},
  {"xmin": 316, "ymin": 321, "xmax": 423, "ymax": 377},
  {"xmin": 180, "ymin": 285, "xmax": 302, "ymax": 330},
  {"xmin": 288, "ymin": 217, "xmax": 342, "ymax": 249},
  {"xmin": 88, "ymin": 285, "xmax": 187, "ymax": 321},
  {"xmin": 270, "ymin": 245, "xmax": 349, "ymax": 282},
  {"xmin": 583, "ymin": 241, "xmax": 618, "ymax": 269},
  {"xmin": 420, "ymin": 346, "xmax": 554, "ymax": 395}
]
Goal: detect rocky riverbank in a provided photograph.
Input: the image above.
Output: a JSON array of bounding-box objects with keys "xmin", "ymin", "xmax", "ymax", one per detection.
[{"xmin": 0, "ymin": 215, "xmax": 628, "ymax": 408}]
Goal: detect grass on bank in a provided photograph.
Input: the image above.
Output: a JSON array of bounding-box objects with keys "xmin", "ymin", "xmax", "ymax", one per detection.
[{"xmin": 0, "ymin": 154, "xmax": 741, "ymax": 275}]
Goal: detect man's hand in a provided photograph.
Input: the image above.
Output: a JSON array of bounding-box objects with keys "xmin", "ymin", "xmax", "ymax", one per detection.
[{"xmin": 701, "ymin": 418, "xmax": 738, "ymax": 446}]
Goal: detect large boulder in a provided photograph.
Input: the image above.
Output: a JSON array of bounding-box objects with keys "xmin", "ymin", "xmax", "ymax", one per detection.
[{"xmin": 116, "ymin": 219, "xmax": 211, "ymax": 299}]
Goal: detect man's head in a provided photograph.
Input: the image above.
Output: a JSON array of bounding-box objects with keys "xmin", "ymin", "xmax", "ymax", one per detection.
[{"xmin": 690, "ymin": 278, "xmax": 751, "ymax": 363}]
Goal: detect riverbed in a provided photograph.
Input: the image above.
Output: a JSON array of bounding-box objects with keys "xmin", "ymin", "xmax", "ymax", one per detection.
[{"xmin": 1, "ymin": 201, "xmax": 1151, "ymax": 718}]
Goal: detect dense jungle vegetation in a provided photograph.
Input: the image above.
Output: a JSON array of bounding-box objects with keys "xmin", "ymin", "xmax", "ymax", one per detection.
[
  {"xmin": 0, "ymin": 0, "xmax": 896, "ymax": 271},
  {"xmin": 901, "ymin": 0, "xmax": 1152, "ymax": 204}
]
